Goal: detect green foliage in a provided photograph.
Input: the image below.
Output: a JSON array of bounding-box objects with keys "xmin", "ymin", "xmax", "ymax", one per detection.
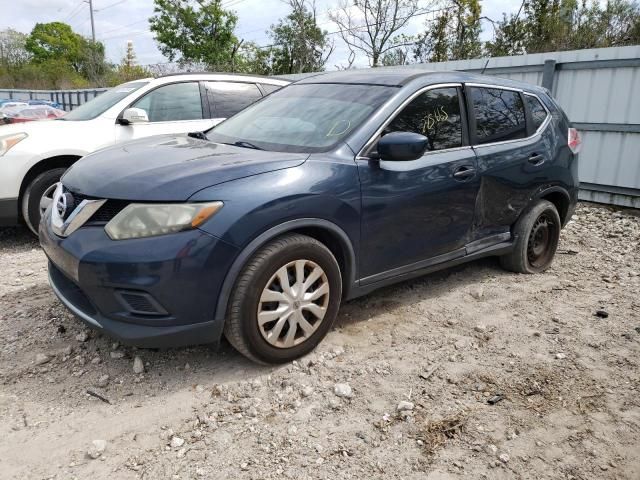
[
  {"xmin": 485, "ymin": 0, "xmax": 640, "ymax": 56},
  {"xmin": 413, "ymin": 0, "xmax": 482, "ymax": 62},
  {"xmin": 268, "ymin": 0, "xmax": 332, "ymax": 74},
  {"xmin": 149, "ymin": 0, "xmax": 240, "ymax": 68},
  {"xmin": 0, "ymin": 29, "xmax": 30, "ymax": 66}
]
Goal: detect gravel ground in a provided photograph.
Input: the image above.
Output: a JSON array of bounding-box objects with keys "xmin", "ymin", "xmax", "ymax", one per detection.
[{"xmin": 0, "ymin": 202, "xmax": 639, "ymax": 480}]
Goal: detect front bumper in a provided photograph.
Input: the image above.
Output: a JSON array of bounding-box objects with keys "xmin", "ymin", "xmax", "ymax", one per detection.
[{"xmin": 40, "ymin": 209, "xmax": 239, "ymax": 348}]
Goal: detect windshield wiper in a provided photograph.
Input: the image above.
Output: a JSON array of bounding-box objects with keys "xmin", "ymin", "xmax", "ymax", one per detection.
[
  {"xmin": 228, "ymin": 140, "xmax": 263, "ymax": 150},
  {"xmin": 188, "ymin": 131, "xmax": 208, "ymax": 140}
]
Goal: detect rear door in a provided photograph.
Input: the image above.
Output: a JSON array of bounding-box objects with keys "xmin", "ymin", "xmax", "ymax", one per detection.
[
  {"xmin": 203, "ymin": 81, "xmax": 263, "ymax": 125},
  {"xmin": 357, "ymin": 85, "xmax": 480, "ymax": 282},
  {"xmin": 115, "ymin": 81, "xmax": 215, "ymax": 143},
  {"xmin": 466, "ymin": 85, "xmax": 555, "ymax": 239}
]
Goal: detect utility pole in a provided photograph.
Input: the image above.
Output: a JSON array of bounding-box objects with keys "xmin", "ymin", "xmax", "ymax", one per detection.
[{"xmin": 87, "ymin": 0, "xmax": 96, "ymax": 42}]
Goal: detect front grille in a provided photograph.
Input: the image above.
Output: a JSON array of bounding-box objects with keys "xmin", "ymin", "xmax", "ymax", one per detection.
[
  {"xmin": 64, "ymin": 188, "xmax": 129, "ymax": 226},
  {"xmin": 87, "ymin": 200, "xmax": 129, "ymax": 225}
]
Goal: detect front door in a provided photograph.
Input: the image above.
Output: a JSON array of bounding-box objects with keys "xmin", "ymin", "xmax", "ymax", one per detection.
[
  {"xmin": 357, "ymin": 85, "xmax": 480, "ymax": 282},
  {"xmin": 115, "ymin": 81, "xmax": 217, "ymax": 143}
]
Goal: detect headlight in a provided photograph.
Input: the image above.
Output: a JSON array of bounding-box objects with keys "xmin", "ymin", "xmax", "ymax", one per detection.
[
  {"xmin": 105, "ymin": 202, "xmax": 223, "ymax": 240},
  {"xmin": 0, "ymin": 132, "xmax": 28, "ymax": 156}
]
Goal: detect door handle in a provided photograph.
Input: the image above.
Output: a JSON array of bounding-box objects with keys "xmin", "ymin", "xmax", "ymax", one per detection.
[
  {"xmin": 453, "ymin": 166, "xmax": 476, "ymax": 180},
  {"xmin": 528, "ymin": 154, "xmax": 545, "ymax": 166}
]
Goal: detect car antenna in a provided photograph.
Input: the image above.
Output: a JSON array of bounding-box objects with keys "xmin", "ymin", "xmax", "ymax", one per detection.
[{"xmin": 481, "ymin": 58, "xmax": 490, "ymax": 75}]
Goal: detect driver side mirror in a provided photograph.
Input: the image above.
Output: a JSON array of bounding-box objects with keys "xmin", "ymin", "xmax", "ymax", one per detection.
[
  {"xmin": 119, "ymin": 107, "xmax": 149, "ymax": 125},
  {"xmin": 376, "ymin": 131, "xmax": 428, "ymax": 161}
]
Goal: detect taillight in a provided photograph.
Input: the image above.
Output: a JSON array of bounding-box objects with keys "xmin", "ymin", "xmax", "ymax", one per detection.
[{"xmin": 568, "ymin": 128, "xmax": 582, "ymax": 154}]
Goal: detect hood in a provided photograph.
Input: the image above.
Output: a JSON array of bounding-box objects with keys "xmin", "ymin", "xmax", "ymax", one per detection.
[{"xmin": 62, "ymin": 135, "xmax": 309, "ymax": 201}]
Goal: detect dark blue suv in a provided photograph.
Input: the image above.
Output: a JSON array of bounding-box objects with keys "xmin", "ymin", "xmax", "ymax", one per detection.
[{"xmin": 40, "ymin": 69, "xmax": 580, "ymax": 364}]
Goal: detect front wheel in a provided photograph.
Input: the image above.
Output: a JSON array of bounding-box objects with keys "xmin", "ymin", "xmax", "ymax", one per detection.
[
  {"xmin": 500, "ymin": 199, "xmax": 561, "ymax": 274},
  {"xmin": 224, "ymin": 234, "xmax": 342, "ymax": 364},
  {"xmin": 21, "ymin": 168, "xmax": 67, "ymax": 235}
]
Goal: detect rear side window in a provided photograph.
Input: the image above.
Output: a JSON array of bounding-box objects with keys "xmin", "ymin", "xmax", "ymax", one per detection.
[
  {"xmin": 386, "ymin": 87, "xmax": 462, "ymax": 151},
  {"xmin": 470, "ymin": 87, "xmax": 526, "ymax": 144},
  {"xmin": 204, "ymin": 82, "xmax": 262, "ymax": 118},
  {"xmin": 525, "ymin": 94, "xmax": 549, "ymax": 132}
]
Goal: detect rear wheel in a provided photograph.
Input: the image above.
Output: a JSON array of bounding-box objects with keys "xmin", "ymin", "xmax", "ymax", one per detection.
[
  {"xmin": 21, "ymin": 168, "xmax": 67, "ymax": 235},
  {"xmin": 224, "ymin": 234, "xmax": 342, "ymax": 364},
  {"xmin": 500, "ymin": 200, "xmax": 561, "ymax": 274}
]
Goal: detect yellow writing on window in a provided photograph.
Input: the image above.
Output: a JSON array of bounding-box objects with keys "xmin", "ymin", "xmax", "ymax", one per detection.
[{"xmin": 420, "ymin": 105, "xmax": 449, "ymax": 133}]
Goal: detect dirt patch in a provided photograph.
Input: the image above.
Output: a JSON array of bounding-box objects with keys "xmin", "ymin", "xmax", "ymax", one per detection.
[{"xmin": 0, "ymin": 202, "xmax": 639, "ymax": 479}]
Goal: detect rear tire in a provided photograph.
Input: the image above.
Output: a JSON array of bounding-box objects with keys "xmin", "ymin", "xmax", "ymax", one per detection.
[
  {"xmin": 500, "ymin": 200, "xmax": 561, "ymax": 274},
  {"xmin": 224, "ymin": 234, "xmax": 342, "ymax": 364},
  {"xmin": 21, "ymin": 168, "xmax": 67, "ymax": 235}
]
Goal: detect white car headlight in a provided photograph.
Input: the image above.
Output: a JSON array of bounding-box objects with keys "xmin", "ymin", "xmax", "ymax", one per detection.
[
  {"xmin": 0, "ymin": 132, "xmax": 28, "ymax": 156},
  {"xmin": 105, "ymin": 202, "xmax": 223, "ymax": 240}
]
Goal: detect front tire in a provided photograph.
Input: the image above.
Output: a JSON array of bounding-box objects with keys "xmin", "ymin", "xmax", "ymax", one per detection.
[
  {"xmin": 21, "ymin": 168, "xmax": 67, "ymax": 235},
  {"xmin": 500, "ymin": 199, "xmax": 561, "ymax": 274},
  {"xmin": 224, "ymin": 234, "xmax": 342, "ymax": 364}
]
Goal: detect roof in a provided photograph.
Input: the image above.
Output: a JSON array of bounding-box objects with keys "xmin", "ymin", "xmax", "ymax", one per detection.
[
  {"xmin": 290, "ymin": 67, "xmax": 547, "ymax": 93},
  {"xmin": 153, "ymin": 72, "xmax": 289, "ymax": 85},
  {"xmin": 293, "ymin": 68, "xmax": 437, "ymax": 86}
]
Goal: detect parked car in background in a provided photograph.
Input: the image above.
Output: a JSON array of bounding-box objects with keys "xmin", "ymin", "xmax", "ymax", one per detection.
[
  {"xmin": 0, "ymin": 73, "xmax": 289, "ymax": 234},
  {"xmin": 1, "ymin": 104, "xmax": 66, "ymax": 125},
  {"xmin": 40, "ymin": 69, "xmax": 580, "ymax": 364}
]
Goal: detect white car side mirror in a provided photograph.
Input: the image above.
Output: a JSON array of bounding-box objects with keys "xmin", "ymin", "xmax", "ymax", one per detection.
[{"xmin": 121, "ymin": 107, "xmax": 149, "ymax": 125}]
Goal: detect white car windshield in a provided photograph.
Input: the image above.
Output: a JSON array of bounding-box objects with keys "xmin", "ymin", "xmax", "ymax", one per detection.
[{"xmin": 61, "ymin": 81, "xmax": 148, "ymax": 121}]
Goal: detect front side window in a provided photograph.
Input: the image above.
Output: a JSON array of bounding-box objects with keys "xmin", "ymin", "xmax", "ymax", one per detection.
[
  {"xmin": 207, "ymin": 83, "xmax": 395, "ymax": 153},
  {"xmin": 525, "ymin": 95, "xmax": 548, "ymax": 132},
  {"xmin": 205, "ymin": 82, "xmax": 262, "ymax": 118},
  {"xmin": 132, "ymin": 82, "xmax": 203, "ymax": 122},
  {"xmin": 471, "ymin": 87, "xmax": 526, "ymax": 144},
  {"xmin": 385, "ymin": 87, "xmax": 462, "ymax": 151}
]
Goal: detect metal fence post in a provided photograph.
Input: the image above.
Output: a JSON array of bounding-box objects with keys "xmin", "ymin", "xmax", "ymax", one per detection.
[{"xmin": 542, "ymin": 59, "xmax": 557, "ymax": 92}]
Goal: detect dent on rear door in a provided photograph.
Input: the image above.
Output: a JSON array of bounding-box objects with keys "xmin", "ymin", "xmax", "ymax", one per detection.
[{"xmin": 472, "ymin": 132, "xmax": 555, "ymax": 238}]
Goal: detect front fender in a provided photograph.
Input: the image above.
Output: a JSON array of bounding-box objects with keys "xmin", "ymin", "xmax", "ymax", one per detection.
[{"xmin": 189, "ymin": 159, "xmax": 362, "ymax": 324}]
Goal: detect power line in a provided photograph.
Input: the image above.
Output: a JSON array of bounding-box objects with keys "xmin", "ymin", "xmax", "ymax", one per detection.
[{"xmin": 95, "ymin": 0, "xmax": 127, "ymax": 12}]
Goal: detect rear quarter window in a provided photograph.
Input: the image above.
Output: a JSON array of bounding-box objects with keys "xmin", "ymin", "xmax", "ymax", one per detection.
[
  {"xmin": 470, "ymin": 87, "xmax": 526, "ymax": 144},
  {"xmin": 525, "ymin": 95, "xmax": 549, "ymax": 132}
]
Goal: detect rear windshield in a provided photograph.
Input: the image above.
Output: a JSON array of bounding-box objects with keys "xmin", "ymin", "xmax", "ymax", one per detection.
[
  {"xmin": 207, "ymin": 83, "xmax": 396, "ymax": 153},
  {"xmin": 61, "ymin": 81, "xmax": 148, "ymax": 121}
]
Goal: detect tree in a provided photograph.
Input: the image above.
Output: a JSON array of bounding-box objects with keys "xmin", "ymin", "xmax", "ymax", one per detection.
[
  {"xmin": 123, "ymin": 40, "xmax": 136, "ymax": 68},
  {"xmin": 25, "ymin": 22, "xmax": 107, "ymax": 83},
  {"xmin": 329, "ymin": 0, "xmax": 423, "ymax": 67},
  {"xmin": 413, "ymin": 0, "xmax": 482, "ymax": 63},
  {"xmin": 484, "ymin": 0, "xmax": 640, "ymax": 57},
  {"xmin": 380, "ymin": 34, "xmax": 414, "ymax": 65},
  {"xmin": 149, "ymin": 0, "xmax": 240, "ymax": 69},
  {"xmin": 268, "ymin": 0, "xmax": 333, "ymax": 74},
  {"xmin": 0, "ymin": 29, "xmax": 30, "ymax": 66}
]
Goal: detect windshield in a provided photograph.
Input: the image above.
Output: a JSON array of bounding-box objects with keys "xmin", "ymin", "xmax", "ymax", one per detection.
[
  {"xmin": 207, "ymin": 83, "xmax": 396, "ymax": 153},
  {"xmin": 61, "ymin": 81, "xmax": 148, "ymax": 121}
]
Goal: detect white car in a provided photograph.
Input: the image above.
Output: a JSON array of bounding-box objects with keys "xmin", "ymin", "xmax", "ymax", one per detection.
[{"xmin": 0, "ymin": 73, "xmax": 289, "ymax": 234}]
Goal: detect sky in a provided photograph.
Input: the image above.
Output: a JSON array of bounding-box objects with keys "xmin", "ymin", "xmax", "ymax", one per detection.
[{"xmin": 0, "ymin": 0, "xmax": 523, "ymax": 69}]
